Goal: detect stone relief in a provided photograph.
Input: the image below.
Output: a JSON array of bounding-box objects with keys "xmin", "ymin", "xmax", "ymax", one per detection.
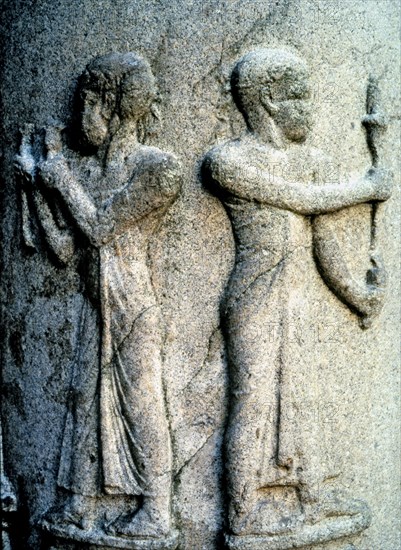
[
  {"xmin": 203, "ymin": 48, "xmax": 392, "ymax": 549},
  {"xmin": 14, "ymin": 52, "xmax": 182, "ymax": 549},
  {"xmin": 1, "ymin": 1, "xmax": 399, "ymax": 549},
  {"xmin": 1, "ymin": 421, "xmax": 17, "ymax": 550},
  {"xmin": 313, "ymin": 74, "xmax": 389, "ymax": 330},
  {"xmin": 9, "ymin": 46, "xmax": 394, "ymax": 550}
]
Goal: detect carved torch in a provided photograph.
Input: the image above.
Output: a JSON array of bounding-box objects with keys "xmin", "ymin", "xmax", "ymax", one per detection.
[{"xmin": 362, "ymin": 74, "xmax": 388, "ymax": 251}]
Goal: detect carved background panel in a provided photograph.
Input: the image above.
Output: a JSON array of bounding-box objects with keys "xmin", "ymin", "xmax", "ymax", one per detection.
[{"xmin": 1, "ymin": 1, "xmax": 400, "ymax": 549}]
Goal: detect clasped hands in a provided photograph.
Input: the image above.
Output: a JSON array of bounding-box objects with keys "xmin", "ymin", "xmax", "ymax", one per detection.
[{"xmin": 14, "ymin": 124, "xmax": 68, "ymax": 192}]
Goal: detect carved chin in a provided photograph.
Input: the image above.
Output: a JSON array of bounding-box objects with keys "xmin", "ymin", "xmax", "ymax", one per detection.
[
  {"xmin": 287, "ymin": 126, "xmax": 309, "ymax": 142},
  {"xmin": 80, "ymin": 116, "xmax": 108, "ymax": 147},
  {"xmin": 81, "ymin": 128, "xmax": 106, "ymax": 147},
  {"xmin": 293, "ymin": 132, "xmax": 308, "ymax": 142}
]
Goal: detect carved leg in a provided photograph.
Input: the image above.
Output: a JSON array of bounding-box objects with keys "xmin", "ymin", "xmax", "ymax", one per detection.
[
  {"xmin": 105, "ymin": 306, "xmax": 172, "ymax": 538},
  {"xmin": 41, "ymin": 493, "xmax": 96, "ymax": 532},
  {"xmin": 224, "ymin": 273, "xmax": 288, "ymax": 536}
]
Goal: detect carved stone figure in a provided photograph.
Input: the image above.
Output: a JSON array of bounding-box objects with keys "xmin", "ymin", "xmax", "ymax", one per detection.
[
  {"xmin": 1, "ymin": 422, "xmax": 17, "ymax": 550},
  {"xmin": 203, "ymin": 48, "xmax": 393, "ymax": 549},
  {"xmin": 14, "ymin": 52, "xmax": 181, "ymax": 548}
]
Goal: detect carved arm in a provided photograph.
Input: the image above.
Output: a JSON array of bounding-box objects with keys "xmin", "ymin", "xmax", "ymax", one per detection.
[
  {"xmin": 31, "ymin": 189, "xmax": 75, "ymax": 265},
  {"xmin": 38, "ymin": 155, "xmax": 103, "ymax": 246},
  {"xmin": 205, "ymin": 150, "xmax": 392, "ymax": 215},
  {"xmin": 15, "ymin": 127, "xmax": 75, "ymax": 264},
  {"xmin": 39, "ymin": 153, "xmax": 182, "ymax": 247},
  {"xmin": 99, "ymin": 155, "xmax": 182, "ymax": 238}
]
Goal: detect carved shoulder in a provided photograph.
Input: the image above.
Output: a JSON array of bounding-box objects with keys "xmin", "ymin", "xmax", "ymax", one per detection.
[
  {"xmin": 203, "ymin": 140, "xmax": 241, "ymax": 191},
  {"xmin": 128, "ymin": 147, "xmax": 183, "ymax": 202}
]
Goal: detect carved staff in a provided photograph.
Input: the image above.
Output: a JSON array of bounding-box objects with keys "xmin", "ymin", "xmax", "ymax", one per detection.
[{"xmin": 362, "ymin": 74, "xmax": 387, "ymax": 250}]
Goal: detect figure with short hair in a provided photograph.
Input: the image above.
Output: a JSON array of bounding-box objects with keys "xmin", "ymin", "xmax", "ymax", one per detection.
[{"xmin": 204, "ymin": 48, "xmax": 392, "ymax": 546}]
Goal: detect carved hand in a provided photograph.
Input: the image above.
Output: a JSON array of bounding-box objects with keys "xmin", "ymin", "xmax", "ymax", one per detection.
[
  {"xmin": 14, "ymin": 154, "xmax": 35, "ymax": 186},
  {"xmin": 38, "ymin": 155, "xmax": 69, "ymax": 191},
  {"xmin": 44, "ymin": 124, "xmax": 64, "ymax": 159},
  {"xmin": 14, "ymin": 124, "xmax": 36, "ymax": 185},
  {"xmin": 369, "ymin": 167, "xmax": 394, "ymax": 202}
]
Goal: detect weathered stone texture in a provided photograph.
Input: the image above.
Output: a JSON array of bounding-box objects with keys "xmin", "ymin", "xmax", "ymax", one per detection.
[{"xmin": 1, "ymin": 1, "xmax": 400, "ymax": 549}]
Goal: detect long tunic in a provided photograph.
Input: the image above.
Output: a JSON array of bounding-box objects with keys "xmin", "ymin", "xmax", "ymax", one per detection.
[{"xmin": 57, "ymin": 148, "xmax": 181, "ymax": 496}]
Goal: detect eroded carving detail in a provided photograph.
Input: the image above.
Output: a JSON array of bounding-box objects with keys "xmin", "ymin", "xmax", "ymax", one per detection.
[
  {"xmin": 15, "ymin": 53, "xmax": 181, "ymax": 548},
  {"xmin": 203, "ymin": 49, "xmax": 392, "ymax": 549},
  {"xmin": 1, "ymin": 421, "xmax": 17, "ymax": 550}
]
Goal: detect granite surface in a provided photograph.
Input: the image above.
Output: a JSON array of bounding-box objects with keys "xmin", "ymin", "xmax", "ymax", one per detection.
[{"xmin": 1, "ymin": 1, "xmax": 400, "ymax": 549}]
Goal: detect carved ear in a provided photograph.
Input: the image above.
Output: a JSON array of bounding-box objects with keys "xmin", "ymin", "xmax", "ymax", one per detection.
[{"xmin": 260, "ymin": 87, "xmax": 279, "ymax": 117}]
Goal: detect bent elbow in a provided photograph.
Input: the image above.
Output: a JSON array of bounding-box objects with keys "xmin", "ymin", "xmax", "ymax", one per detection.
[
  {"xmin": 159, "ymin": 157, "xmax": 183, "ymax": 201},
  {"xmin": 160, "ymin": 173, "xmax": 181, "ymax": 202}
]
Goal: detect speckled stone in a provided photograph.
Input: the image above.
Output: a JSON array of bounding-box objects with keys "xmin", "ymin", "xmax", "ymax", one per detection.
[{"xmin": 1, "ymin": 1, "xmax": 400, "ymax": 549}]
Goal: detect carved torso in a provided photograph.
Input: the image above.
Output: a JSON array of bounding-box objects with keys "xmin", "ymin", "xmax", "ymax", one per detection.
[
  {"xmin": 207, "ymin": 136, "xmax": 320, "ymax": 312},
  {"xmin": 69, "ymin": 145, "xmax": 181, "ymax": 364}
]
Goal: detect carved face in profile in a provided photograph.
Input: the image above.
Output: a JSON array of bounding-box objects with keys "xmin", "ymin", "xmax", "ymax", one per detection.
[
  {"xmin": 264, "ymin": 67, "xmax": 313, "ymax": 143},
  {"xmin": 232, "ymin": 49, "xmax": 313, "ymax": 143},
  {"xmin": 79, "ymin": 83, "xmax": 113, "ymax": 147}
]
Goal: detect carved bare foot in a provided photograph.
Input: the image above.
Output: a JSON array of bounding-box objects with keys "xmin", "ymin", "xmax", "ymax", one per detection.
[
  {"xmin": 232, "ymin": 501, "xmax": 300, "ymax": 536},
  {"xmin": 107, "ymin": 498, "xmax": 170, "ymax": 539},
  {"xmin": 358, "ymin": 283, "xmax": 385, "ymax": 328},
  {"xmin": 229, "ymin": 488, "xmax": 259, "ymax": 535},
  {"xmin": 42, "ymin": 494, "xmax": 92, "ymax": 532}
]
